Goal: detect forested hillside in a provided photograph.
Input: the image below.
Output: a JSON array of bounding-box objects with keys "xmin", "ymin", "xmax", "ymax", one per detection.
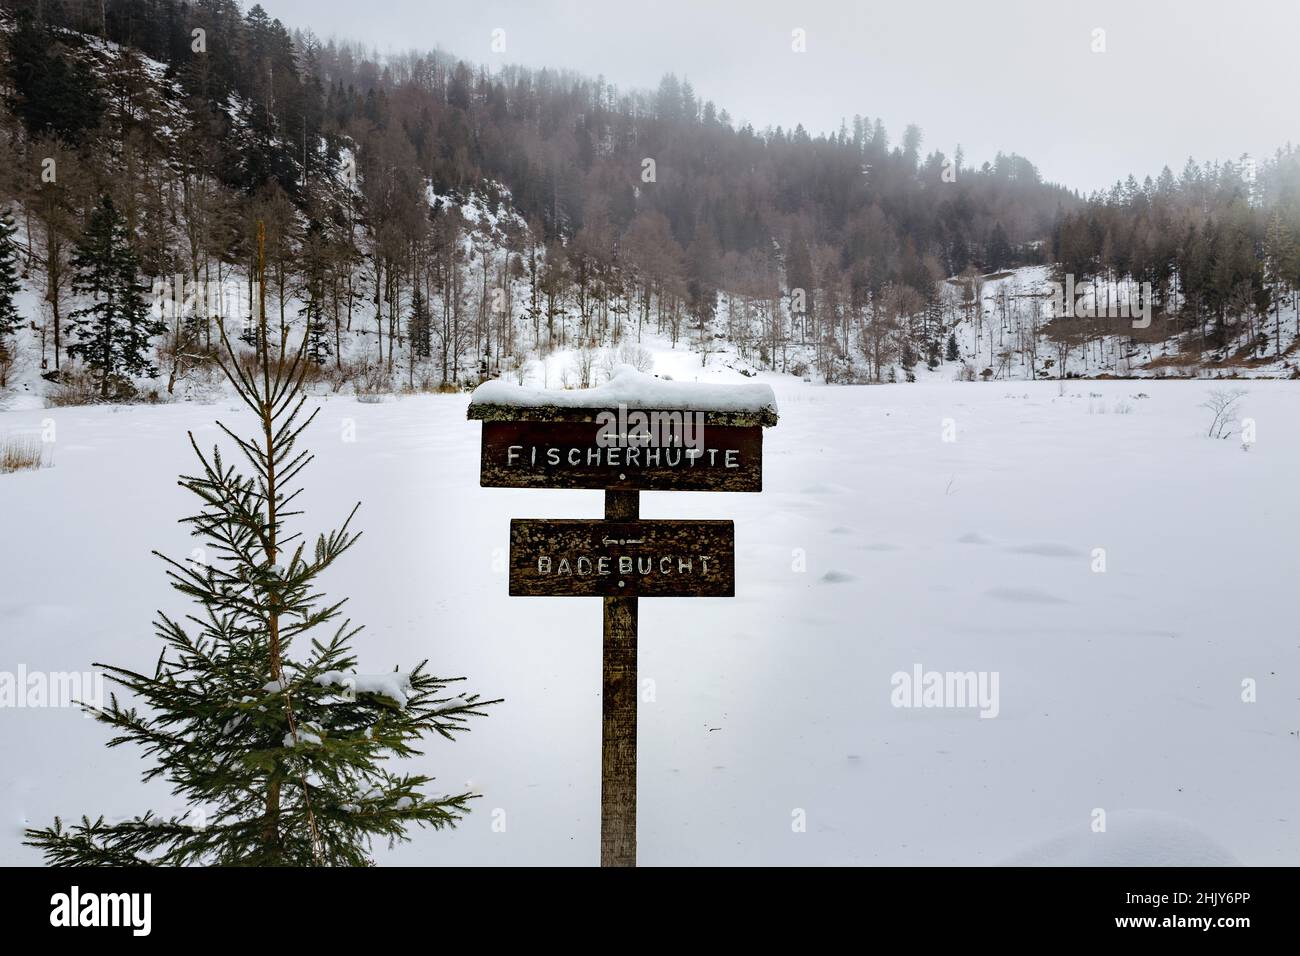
[{"xmin": 2, "ymin": 0, "xmax": 1299, "ymax": 407}]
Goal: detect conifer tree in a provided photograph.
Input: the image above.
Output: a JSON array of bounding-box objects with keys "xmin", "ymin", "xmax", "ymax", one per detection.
[
  {"xmin": 0, "ymin": 206, "xmax": 21, "ymax": 340},
  {"xmin": 67, "ymin": 196, "xmax": 163, "ymax": 398},
  {"xmin": 0, "ymin": 206, "xmax": 21, "ymax": 386},
  {"xmin": 26, "ymin": 224, "xmax": 496, "ymax": 866},
  {"xmin": 5, "ymin": 11, "xmax": 105, "ymax": 146},
  {"xmin": 409, "ymin": 287, "xmax": 431, "ymax": 359},
  {"xmin": 1263, "ymin": 212, "xmax": 1294, "ymax": 359},
  {"xmin": 405, "ymin": 286, "xmax": 432, "ymax": 389},
  {"xmin": 944, "ymin": 331, "xmax": 959, "ymax": 362},
  {"xmin": 987, "ymin": 223, "xmax": 1012, "ymax": 272},
  {"xmin": 300, "ymin": 216, "xmax": 333, "ymax": 365}
]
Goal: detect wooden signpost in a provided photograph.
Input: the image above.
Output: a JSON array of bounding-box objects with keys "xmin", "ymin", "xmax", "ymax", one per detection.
[{"xmin": 468, "ymin": 369, "xmax": 777, "ymax": 866}]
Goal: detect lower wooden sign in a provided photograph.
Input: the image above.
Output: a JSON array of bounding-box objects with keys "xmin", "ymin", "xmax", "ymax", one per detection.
[{"xmin": 509, "ymin": 519, "xmax": 735, "ymax": 597}]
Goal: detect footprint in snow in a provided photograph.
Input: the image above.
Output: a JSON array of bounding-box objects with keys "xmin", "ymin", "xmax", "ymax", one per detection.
[
  {"xmin": 985, "ymin": 586, "xmax": 1068, "ymax": 605},
  {"xmin": 828, "ymin": 526, "xmax": 854, "ymax": 535},
  {"xmin": 1001, "ymin": 810, "xmax": 1237, "ymax": 866},
  {"xmin": 859, "ymin": 543, "xmax": 902, "ymax": 552},
  {"xmin": 1006, "ymin": 542, "xmax": 1084, "ymax": 558},
  {"xmin": 822, "ymin": 570, "xmax": 856, "ymax": 584},
  {"xmin": 958, "ymin": 532, "xmax": 993, "ymax": 545},
  {"xmin": 801, "ymin": 483, "xmax": 841, "ymax": 494}
]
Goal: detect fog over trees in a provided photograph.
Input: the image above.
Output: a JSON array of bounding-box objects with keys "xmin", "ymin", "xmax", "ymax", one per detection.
[{"xmin": 3, "ymin": 0, "xmax": 1299, "ymax": 397}]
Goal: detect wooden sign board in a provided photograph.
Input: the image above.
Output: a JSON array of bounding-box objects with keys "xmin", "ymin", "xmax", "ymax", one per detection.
[
  {"xmin": 480, "ymin": 419, "xmax": 763, "ymax": 492},
  {"xmin": 510, "ymin": 519, "xmax": 735, "ymax": 597}
]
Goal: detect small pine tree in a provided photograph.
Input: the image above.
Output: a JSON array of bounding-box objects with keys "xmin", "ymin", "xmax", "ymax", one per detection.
[
  {"xmin": 26, "ymin": 225, "xmax": 497, "ymax": 866},
  {"xmin": 0, "ymin": 207, "xmax": 20, "ymax": 387},
  {"xmin": 944, "ymin": 332, "xmax": 959, "ymax": 363},
  {"xmin": 303, "ymin": 297, "xmax": 332, "ymax": 366},
  {"xmin": 0, "ymin": 207, "xmax": 21, "ymax": 340},
  {"xmin": 238, "ymin": 312, "xmax": 261, "ymax": 349},
  {"xmin": 406, "ymin": 287, "xmax": 432, "ymax": 389},
  {"xmin": 1263, "ymin": 212, "xmax": 1294, "ymax": 360},
  {"xmin": 67, "ymin": 196, "xmax": 163, "ymax": 398},
  {"xmin": 300, "ymin": 218, "xmax": 333, "ymax": 365},
  {"xmin": 409, "ymin": 287, "xmax": 431, "ymax": 360}
]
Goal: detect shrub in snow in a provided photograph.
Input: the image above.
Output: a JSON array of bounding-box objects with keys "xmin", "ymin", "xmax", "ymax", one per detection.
[
  {"xmin": 617, "ymin": 339, "xmax": 655, "ymax": 374},
  {"xmin": 1201, "ymin": 387, "xmax": 1247, "ymax": 439},
  {"xmin": 0, "ymin": 435, "xmax": 45, "ymax": 473}
]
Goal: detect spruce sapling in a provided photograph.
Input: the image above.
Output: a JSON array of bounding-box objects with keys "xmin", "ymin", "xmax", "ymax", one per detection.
[{"xmin": 27, "ymin": 224, "xmax": 497, "ymax": 865}]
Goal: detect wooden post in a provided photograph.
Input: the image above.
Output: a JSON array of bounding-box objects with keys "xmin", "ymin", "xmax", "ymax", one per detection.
[
  {"xmin": 469, "ymin": 393, "xmax": 777, "ymax": 866},
  {"xmin": 601, "ymin": 489, "xmax": 638, "ymax": 867}
]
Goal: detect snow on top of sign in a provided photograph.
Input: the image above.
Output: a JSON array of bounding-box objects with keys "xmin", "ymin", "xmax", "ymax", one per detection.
[{"xmin": 469, "ymin": 365, "xmax": 778, "ymax": 417}]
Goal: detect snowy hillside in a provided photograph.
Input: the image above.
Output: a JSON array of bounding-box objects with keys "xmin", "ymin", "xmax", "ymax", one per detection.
[
  {"xmin": 940, "ymin": 266, "xmax": 1300, "ymax": 382},
  {"xmin": 8, "ymin": 246, "xmax": 1296, "ymax": 417}
]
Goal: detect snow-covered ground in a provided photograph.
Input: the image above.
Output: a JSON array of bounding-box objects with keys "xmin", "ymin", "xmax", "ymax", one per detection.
[{"xmin": 2, "ymin": 370, "xmax": 1297, "ymax": 865}]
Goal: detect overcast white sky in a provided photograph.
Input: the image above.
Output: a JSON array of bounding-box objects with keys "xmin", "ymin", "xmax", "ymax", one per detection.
[{"xmin": 254, "ymin": 0, "xmax": 1297, "ymax": 193}]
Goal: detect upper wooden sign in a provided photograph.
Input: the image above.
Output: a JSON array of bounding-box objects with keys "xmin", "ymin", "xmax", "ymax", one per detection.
[
  {"xmin": 467, "ymin": 365, "xmax": 779, "ymax": 493},
  {"xmin": 477, "ymin": 418, "xmax": 763, "ymax": 491}
]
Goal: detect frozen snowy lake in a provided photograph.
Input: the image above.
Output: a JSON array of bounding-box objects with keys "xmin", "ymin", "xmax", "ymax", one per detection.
[{"xmin": 1, "ymin": 376, "xmax": 1297, "ymax": 865}]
